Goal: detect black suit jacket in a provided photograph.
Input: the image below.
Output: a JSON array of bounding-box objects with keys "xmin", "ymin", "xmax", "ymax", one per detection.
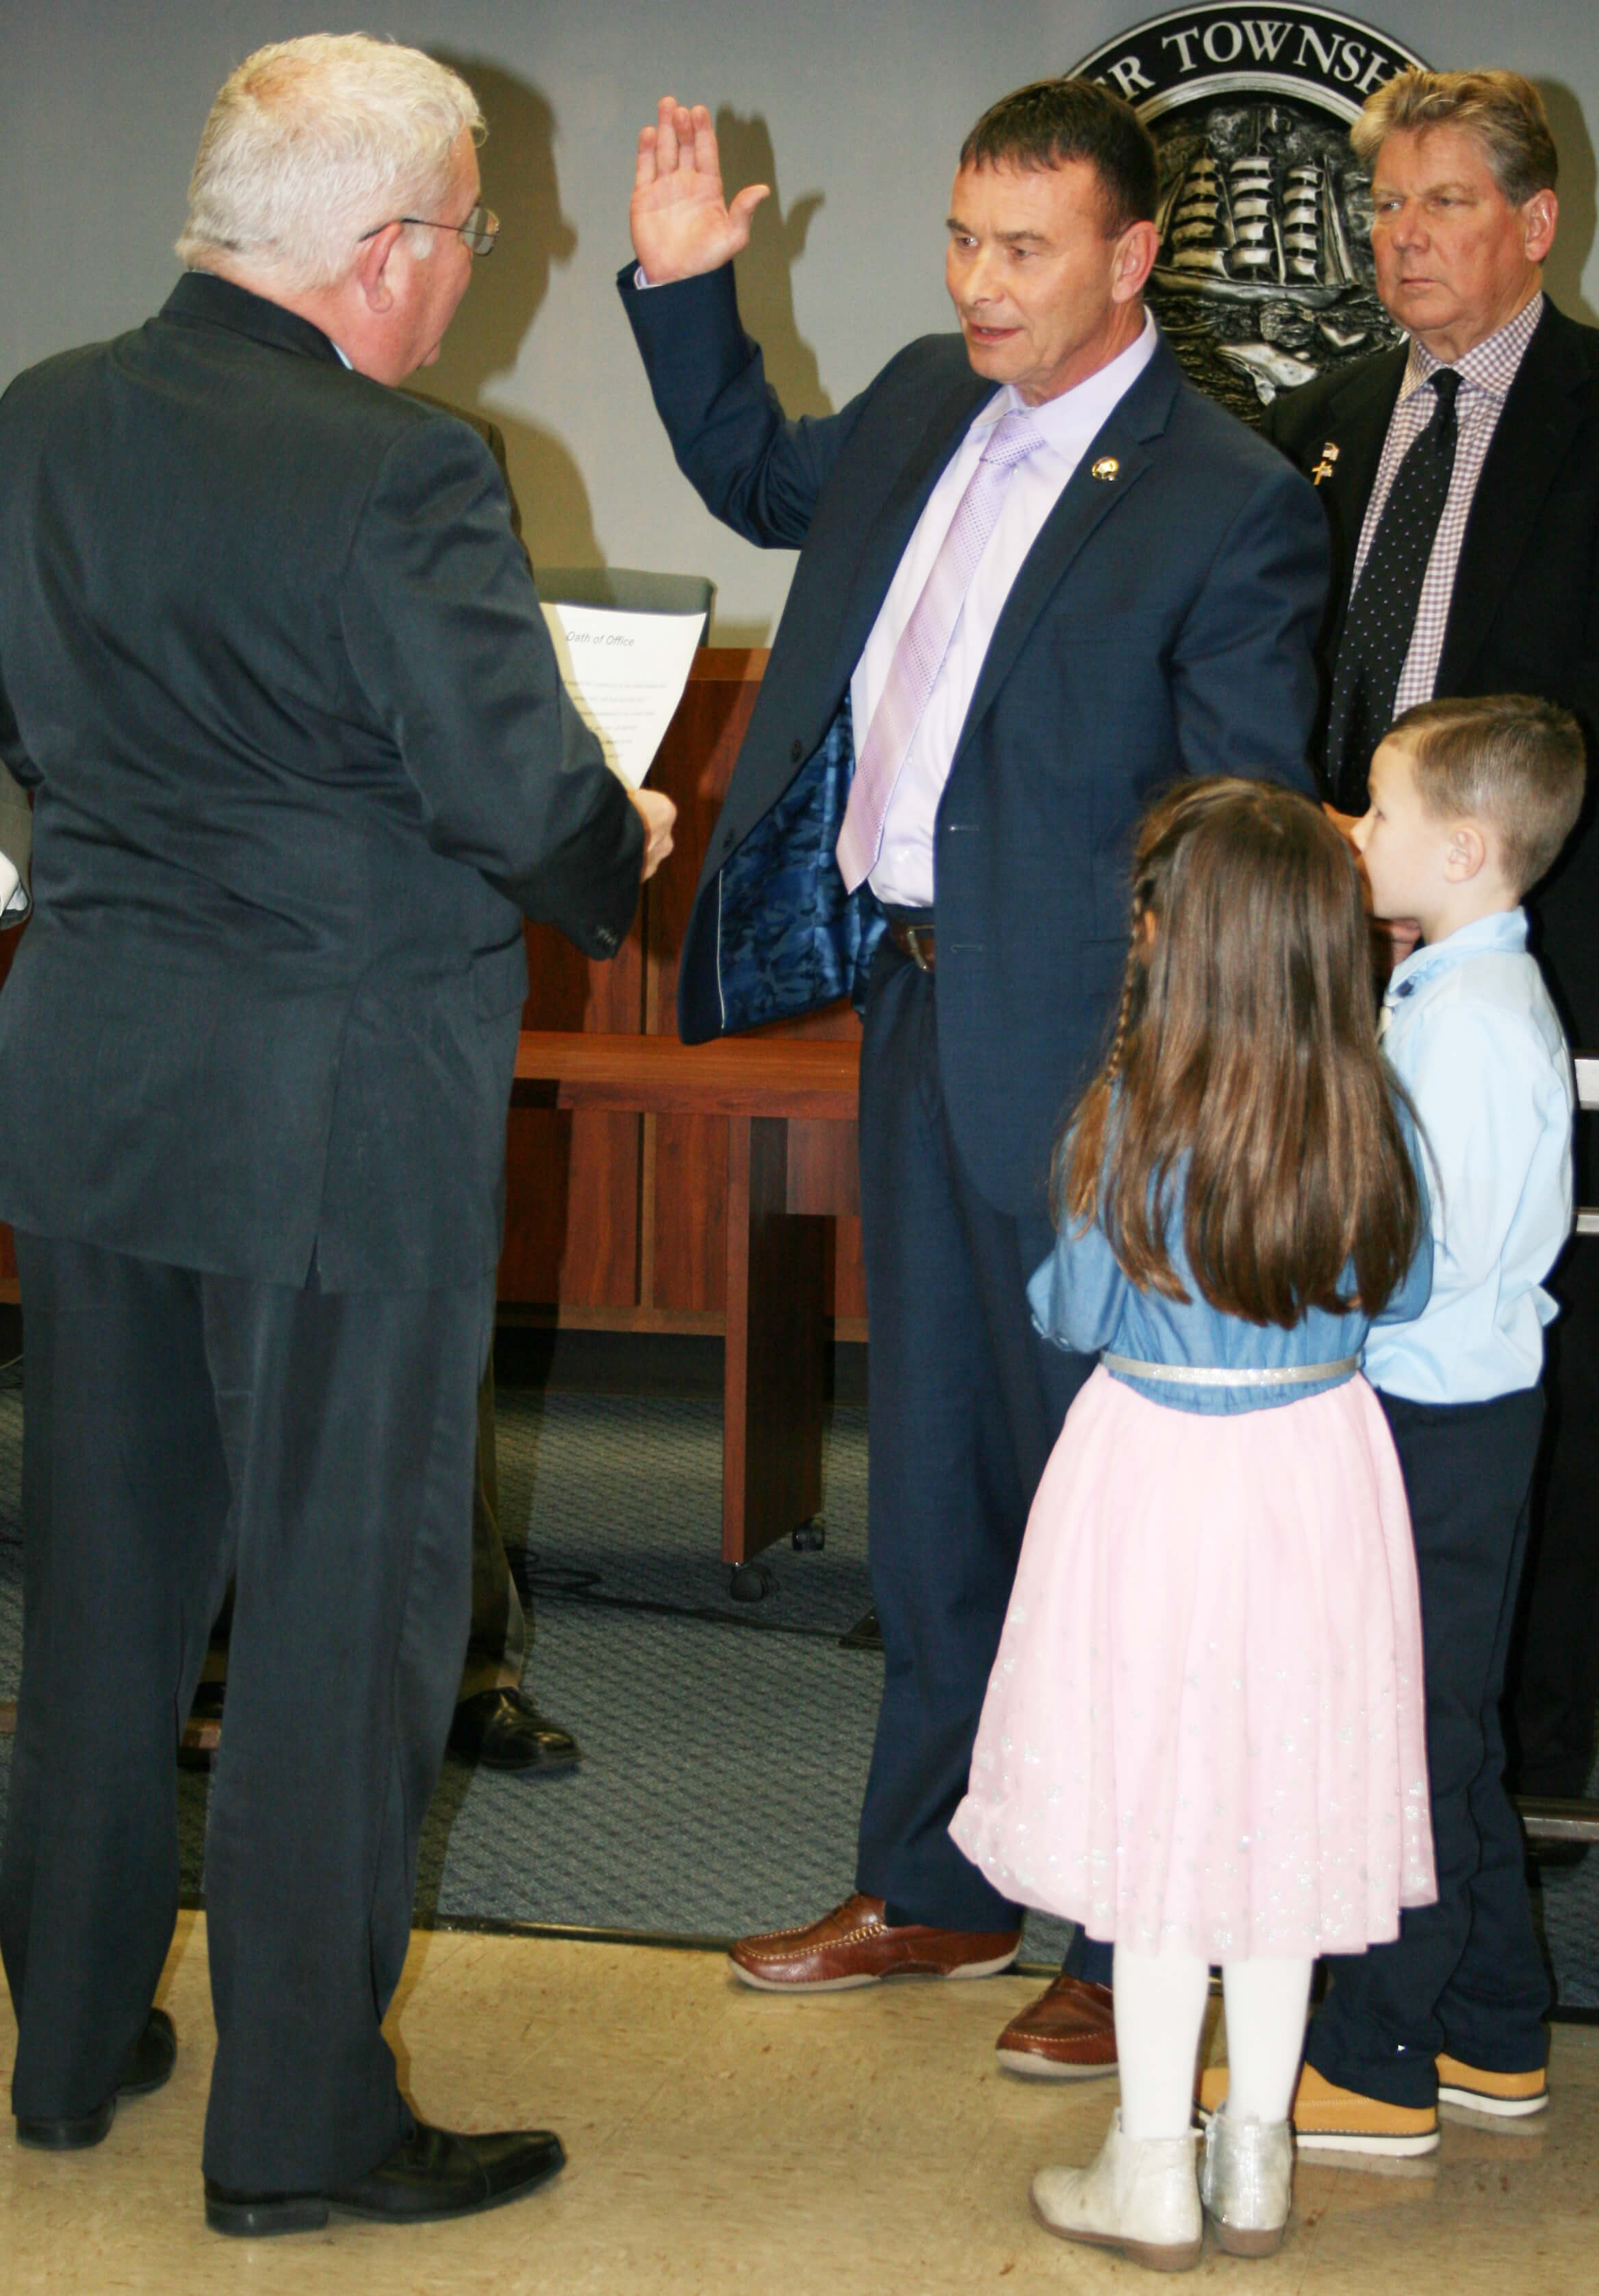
[
  {"xmin": 0, "ymin": 271, "xmax": 643, "ymax": 1289},
  {"xmin": 1263, "ymin": 298, "xmax": 1599, "ymax": 1041},
  {"xmin": 623, "ymin": 263, "xmax": 1328, "ymax": 1214}
]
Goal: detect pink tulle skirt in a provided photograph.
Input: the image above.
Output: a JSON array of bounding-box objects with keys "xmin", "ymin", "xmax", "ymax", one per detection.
[{"xmin": 949, "ymin": 1367, "xmax": 1436, "ymax": 1961}]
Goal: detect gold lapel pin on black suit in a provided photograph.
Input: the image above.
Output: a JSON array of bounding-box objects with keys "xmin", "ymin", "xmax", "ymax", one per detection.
[
  {"xmin": 1312, "ymin": 441, "xmax": 1340, "ymax": 486},
  {"xmin": 1091, "ymin": 456, "xmax": 1119, "ymax": 481}
]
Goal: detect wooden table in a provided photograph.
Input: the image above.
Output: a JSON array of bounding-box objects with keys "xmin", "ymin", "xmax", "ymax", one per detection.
[{"xmin": 512, "ymin": 1031, "xmax": 861, "ymax": 1579}]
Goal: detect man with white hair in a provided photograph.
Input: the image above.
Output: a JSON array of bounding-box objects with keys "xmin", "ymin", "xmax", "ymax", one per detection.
[{"xmin": 0, "ymin": 34, "xmax": 672, "ymax": 2232}]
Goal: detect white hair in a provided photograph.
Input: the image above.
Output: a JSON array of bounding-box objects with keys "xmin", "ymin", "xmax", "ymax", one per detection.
[{"xmin": 176, "ymin": 34, "xmax": 484, "ymax": 292}]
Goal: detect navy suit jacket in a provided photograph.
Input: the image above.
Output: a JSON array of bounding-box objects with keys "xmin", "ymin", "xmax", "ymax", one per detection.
[
  {"xmin": 623, "ymin": 263, "xmax": 1328, "ymax": 1215},
  {"xmin": 0, "ymin": 272, "xmax": 643, "ymax": 1289},
  {"xmin": 1262, "ymin": 298, "xmax": 1599, "ymax": 1046}
]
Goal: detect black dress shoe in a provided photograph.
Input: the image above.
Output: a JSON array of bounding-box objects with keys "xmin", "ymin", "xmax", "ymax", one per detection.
[
  {"xmin": 448, "ymin": 1687, "xmax": 581, "ymax": 1773},
  {"xmin": 15, "ymin": 2007, "xmax": 177, "ymax": 2151},
  {"xmin": 205, "ymin": 2120, "xmax": 566, "ymax": 2236}
]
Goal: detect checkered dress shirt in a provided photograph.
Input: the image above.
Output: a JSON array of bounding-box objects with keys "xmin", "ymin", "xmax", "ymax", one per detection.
[{"xmin": 1352, "ymin": 292, "xmax": 1544, "ymax": 714}]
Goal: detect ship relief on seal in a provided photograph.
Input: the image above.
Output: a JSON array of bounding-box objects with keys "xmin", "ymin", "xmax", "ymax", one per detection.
[{"xmin": 1070, "ymin": 7, "xmax": 1430, "ymax": 422}]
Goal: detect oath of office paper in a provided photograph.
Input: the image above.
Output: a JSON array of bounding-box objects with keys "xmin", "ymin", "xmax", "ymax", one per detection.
[{"xmin": 540, "ymin": 602, "xmax": 704, "ymax": 787}]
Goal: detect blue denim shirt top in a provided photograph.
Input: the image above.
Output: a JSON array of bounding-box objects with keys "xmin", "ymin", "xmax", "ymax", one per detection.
[{"xmin": 1027, "ymin": 1107, "xmax": 1433, "ymax": 1416}]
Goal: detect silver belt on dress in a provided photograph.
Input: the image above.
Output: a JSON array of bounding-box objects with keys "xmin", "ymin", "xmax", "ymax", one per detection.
[{"xmin": 1100, "ymin": 1353, "xmax": 1359, "ymax": 1388}]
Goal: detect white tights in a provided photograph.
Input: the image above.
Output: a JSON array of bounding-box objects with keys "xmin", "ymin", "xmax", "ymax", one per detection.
[{"xmin": 1112, "ymin": 1944, "xmax": 1314, "ymax": 2140}]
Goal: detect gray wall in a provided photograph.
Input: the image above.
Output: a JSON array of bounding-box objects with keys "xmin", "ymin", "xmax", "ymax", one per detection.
[{"xmin": 3, "ymin": 1, "xmax": 1595, "ymax": 639}]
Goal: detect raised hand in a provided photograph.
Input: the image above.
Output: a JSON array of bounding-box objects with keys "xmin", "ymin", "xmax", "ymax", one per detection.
[{"xmin": 630, "ymin": 96, "xmax": 770, "ymax": 285}]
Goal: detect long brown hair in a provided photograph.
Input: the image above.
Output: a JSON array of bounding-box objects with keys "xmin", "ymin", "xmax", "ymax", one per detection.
[{"xmin": 1056, "ymin": 779, "xmax": 1421, "ymax": 1326}]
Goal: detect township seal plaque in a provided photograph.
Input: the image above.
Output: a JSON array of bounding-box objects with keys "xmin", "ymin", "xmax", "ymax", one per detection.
[{"xmin": 1070, "ymin": 8, "xmax": 1430, "ymax": 422}]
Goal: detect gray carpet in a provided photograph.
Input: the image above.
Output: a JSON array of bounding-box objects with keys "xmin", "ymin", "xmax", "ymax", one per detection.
[{"xmin": 0, "ymin": 1372, "xmax": 1594, "ymax": 2003}]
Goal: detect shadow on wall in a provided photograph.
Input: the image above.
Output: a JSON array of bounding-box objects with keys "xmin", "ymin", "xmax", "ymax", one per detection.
[
  {"xmin": 717, "ymin": 108, "xmax": 834, "ymax": 423},
  {"xmin": 712, "ymin": 109, "xmax": 834, "ymax": 643},
  {"xmin": 424, "ymin": 56, "xmax": 604, "ymax": 566},
  {"xmin": 422, "ymin": 75, "xmax": 836, "ymax": 641},
  {"xmin": 1537, "ymin": 82, "xmax": 1598, "ymax": 328}
]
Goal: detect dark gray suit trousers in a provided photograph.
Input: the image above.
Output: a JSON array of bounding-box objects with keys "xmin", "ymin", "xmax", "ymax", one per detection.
[{"xmin": 0, "ymin": 1234, "xmax": 492, "ymax": 2190}]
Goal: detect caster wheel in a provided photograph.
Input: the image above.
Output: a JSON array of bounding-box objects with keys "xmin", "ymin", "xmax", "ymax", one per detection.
[
  {"xmin": 791, "ymin": 1519, "xmax": 826, "ymax": 1553},
  {"xmin": 728, "ymin": 1562, "xmax": 778, "ymax": 1603}
]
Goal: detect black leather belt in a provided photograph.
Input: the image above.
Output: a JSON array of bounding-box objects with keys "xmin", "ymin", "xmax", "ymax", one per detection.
[{"xmin": 886, "ymin": 912, "xmax": 936, "ymax": 971}]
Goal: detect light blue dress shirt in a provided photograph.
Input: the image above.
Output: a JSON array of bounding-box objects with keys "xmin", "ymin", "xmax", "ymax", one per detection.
[
  {"xmin": 1029, "ymin": 1110, "xmax": 1432, "ymax": 1417},
  {"xmin": 1363, "ymin": 908, "xmax": 1574, "ymax": 1405}
]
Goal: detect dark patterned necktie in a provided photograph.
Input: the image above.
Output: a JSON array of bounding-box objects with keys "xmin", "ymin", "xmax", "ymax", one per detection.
[{"xmin": 1324, "ymin": 367, "xmax": 1461, "ymax": 811}]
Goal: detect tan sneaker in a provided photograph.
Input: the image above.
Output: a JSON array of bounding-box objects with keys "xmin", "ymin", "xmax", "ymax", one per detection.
[
  {"xmin": 727, "ymin": 1894, "xmax": 1021, "ymax": 1992},
  {"xmin": 1435, "ymin": 2054, "xmax": 1549, "ymax": 2117},
  {"xmin": 1198, "ymin": 2063, "xmax": 1439, "ymax": 2157}
]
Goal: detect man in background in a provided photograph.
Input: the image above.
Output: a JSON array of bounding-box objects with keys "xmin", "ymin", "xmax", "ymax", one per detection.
[
  {"xmin": 1262, "ymin": 67, "xmax": 1599, "ymax": 1855},
  {"xmin": 0, "ymin": 34, "xmax": 670, "ymax": 2233}
]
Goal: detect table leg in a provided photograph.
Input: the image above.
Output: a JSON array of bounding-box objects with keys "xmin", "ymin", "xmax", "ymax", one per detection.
[{"xmin": 722, "ymin": 1115, "xmax": 827, "ymax": 1566}]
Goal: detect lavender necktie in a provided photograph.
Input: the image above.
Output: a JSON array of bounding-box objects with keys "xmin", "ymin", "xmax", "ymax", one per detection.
[{"xmin": 836, "ymin": 406, "xmax": 1049, "ymax": 894}]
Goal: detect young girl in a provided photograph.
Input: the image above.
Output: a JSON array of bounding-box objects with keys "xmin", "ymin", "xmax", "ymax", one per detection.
[{"xmin": 950, "ymin": 779, "xmax": 1436, "ymax": 2271}]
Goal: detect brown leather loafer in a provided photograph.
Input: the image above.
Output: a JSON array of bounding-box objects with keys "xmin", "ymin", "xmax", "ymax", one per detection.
[
  {"xmin": 996, "ymin": 1974, "xmax": 1118, "ymax": 2079},
  {"xmin": 728, "ymin": 1893, "xmax": 1021, "ymax": 1992}
]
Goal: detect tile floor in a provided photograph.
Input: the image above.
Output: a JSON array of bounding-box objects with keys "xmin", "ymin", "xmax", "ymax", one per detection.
[{"xmin": 2, "ymin": 1913, "xmax": 1594, "ymax": 2294}]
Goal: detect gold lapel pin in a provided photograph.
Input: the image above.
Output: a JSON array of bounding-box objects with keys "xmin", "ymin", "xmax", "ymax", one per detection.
[
  {"xmin": 1091, "ymin": 456, "xmax": 1119, "ymax": 482},
  {"xmin": 1312, "ymin": 441, "xmax": 1340, "ymax": 486}
]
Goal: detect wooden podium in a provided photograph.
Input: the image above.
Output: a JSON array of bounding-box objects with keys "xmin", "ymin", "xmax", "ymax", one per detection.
[
  {"xmin": 498, "ymin": 648, "xmax": 865, "ymax": 1347},
  {"xmin": 513, "ymin": 1031, "xmax": 860, "ymax": 1571}
]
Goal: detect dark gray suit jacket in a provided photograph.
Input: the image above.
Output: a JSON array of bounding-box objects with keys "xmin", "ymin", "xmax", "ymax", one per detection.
[{"xmin": 0, "ymin": 270, "xmax": 642, "ymax": 1289}]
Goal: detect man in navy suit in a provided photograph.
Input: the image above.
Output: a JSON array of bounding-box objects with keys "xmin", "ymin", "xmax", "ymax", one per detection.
[{"xmin": 621, "ymin": 79, "xmax": 1327, "ymax": 2070}]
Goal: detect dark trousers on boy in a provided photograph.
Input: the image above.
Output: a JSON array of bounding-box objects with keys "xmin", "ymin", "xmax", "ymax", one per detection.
[{"xmin": 1308, "ymin": 1386, "xmax": 1551, "ymax": 2104}]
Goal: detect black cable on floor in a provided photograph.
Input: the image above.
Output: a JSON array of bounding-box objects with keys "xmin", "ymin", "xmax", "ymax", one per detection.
[{"xmin": 511, "ymin": 1551, "xmax": 874, "ymax": 1646}]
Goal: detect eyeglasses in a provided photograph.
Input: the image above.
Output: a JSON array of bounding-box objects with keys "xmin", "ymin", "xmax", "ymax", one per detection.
[{"xmin": 359, "ymin": 203, "xmax": 499, "ymax": 257}]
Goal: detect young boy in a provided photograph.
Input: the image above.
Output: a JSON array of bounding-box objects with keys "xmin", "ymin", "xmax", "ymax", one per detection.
[{"xmin": 1205, "ymin": 691, "xmax": 1587, "ymax": 2154}]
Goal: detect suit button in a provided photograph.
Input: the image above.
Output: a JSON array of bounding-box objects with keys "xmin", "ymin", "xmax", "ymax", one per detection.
[{"xmin": 790, "ymin": 738, "xmax": 804, "ymax": 762}]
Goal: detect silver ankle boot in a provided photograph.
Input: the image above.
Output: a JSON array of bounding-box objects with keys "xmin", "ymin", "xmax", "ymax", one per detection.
[
  {"xmin": 1199, "ymin": 2108, "xmax": 1294, "ymax": 2256},
  {"xmin": 1032, "ymin": 2108, "xmax": 1203, "ymax": 2271}
]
